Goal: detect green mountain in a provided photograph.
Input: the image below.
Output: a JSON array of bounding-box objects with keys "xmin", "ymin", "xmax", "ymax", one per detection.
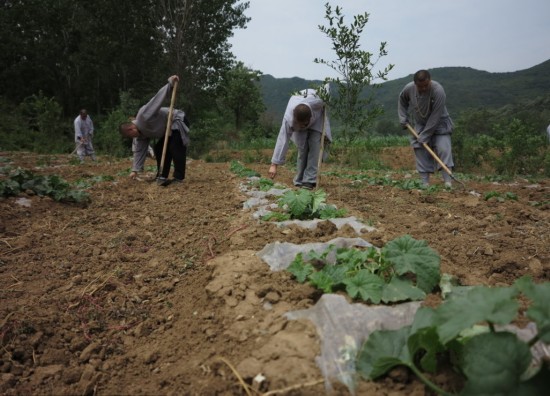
[
  {"xmin": 259, "ymin": 59, "xmax": 550, "ymax": 125},
  {"xmin": 259, "ymin": 75, "xmax": 323, "ymax": 119}
]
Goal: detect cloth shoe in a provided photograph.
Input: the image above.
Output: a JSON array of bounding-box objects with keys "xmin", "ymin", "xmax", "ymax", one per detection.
[
  {"xmin": 419, "ymin": 172, "xmax": 430, "ymax": 187},
  {"xmin": 301, "ymin": 182, "xmax": 316, "ymax": 190},
  {"xmin": 157, "ymin": 177, "xmax": 171, "ymax": 187}
]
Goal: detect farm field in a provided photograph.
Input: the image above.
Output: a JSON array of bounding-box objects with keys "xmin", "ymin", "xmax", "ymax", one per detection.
[{"xmin": 1, "ymin": 148, "xmax": 548, "ymax": 395}]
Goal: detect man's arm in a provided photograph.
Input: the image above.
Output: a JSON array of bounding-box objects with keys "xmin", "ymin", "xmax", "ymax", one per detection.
[
  {"xmin": 268, "ymin": 120, "xmax": 292, "ymax": 179},
  {"xmin": 131, "ymin": 138, "xmax": 150, "ymax": 173},
  {"xmin": 271, "ymin": 120, "xmax": 292, "ymax": 166},
  {"xmin": 136, "ymin": 76, "xmax": 178, "ymax": 124},
  {"xmin": 417, "ymin": 84, "xmax": 446, "ymax": 141},
  {"xmin": 397, "ymin": 88, "xmax": 410, "ymax": 126},
  {"xmin": 74, "ymin": 118, "xmax": 83, "ymax": 142}
]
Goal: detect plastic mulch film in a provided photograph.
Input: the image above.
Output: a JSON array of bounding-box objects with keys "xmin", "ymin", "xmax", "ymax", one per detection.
[
  {"xmin": 286, "ymin": 294, "xmax": 421, "ymax": 395},
  {"xmin": 275, "ymin": 216, "xmax": 375, "ymax": 234},
  {"xmin": 241, "ymin": 181, "xmax": 375, "ymax": 234},
  {"xmin": 498, "ymin": 322, "xmax": 550, "ymax": 380},
  {"xmin": 256, "ymin": 237, "xmax": 374, "ymax": 272}
]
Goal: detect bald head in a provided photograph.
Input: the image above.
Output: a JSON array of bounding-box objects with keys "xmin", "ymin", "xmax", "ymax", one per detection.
[
  {"xmin": 293, "ymin": 104, "xmax": 312, "ymax": 130},
  {"xmin": 413, "ymin": 70, "xmax": 431, "ymax": 83}
]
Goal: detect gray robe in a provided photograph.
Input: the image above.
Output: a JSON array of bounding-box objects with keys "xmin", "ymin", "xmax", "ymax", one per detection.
[
  {"xmin": 271, "ymin": 89, "xmax": 331, "ymax": 185},
  {"xmin": 398, "ymin": 80, "xmax": 454, "ymax": 173},
  {"xmin": 131, "ymin": 81, "xmax": 190, "ymax": 172}
]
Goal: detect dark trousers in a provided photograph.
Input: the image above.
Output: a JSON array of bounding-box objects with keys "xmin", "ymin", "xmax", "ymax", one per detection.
[{"xmin": 153, "ymin": 130, "xmax": 187, "ymax": 180}]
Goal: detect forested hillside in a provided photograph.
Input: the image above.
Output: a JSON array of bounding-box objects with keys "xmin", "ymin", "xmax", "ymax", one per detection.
[{"xmin": 260, "ymin": 59, "xmax": 550, "ymax": 125}]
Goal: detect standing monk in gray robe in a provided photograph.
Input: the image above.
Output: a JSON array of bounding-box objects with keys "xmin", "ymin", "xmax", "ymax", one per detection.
[
  {"xmin": 74, "ymin": 109, "xmax": 96, "ymax": 162},
  {"xmin": 398, "ymin": 70, "xmax": 454, "ymax": 187}
]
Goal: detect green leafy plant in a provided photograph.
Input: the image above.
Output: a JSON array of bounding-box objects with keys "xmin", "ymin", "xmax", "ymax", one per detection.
[
  {"xmin": 484, "ymin": 190, "xmax": 519, "ymax": 202},
  {"xmin": 73, "ymin": 175, "xmax": 115, "ymax": 189},
  {"xmin": 249, "ymin": 177, "xmax": 285, "ymax": 192},
  {"xmin": 275, "ymin": 188, "xmax": 347, "ymax": 220},
  {"xmin": 323, "ymin": 171, "xmax": 450, "ymax": 192},
  {"xmin": 355, "ymin": 277, "xmax": 550, "ymax": 395},
  {"xmin": 260, "ymin": 212, "xmax": 291, "ymax": 222},
  {"xmin": 319, "ymin": 205, "xmax": 348, "ymax": 219},
  {"xmin": 229, "ymin": 160, "xmax": 260, "ymax": 177},
  {"xmin": 0, "ymin": 167, "xmax": 90, "ymax": 203},
  {"xmin": 287, "ymin": 235, "xmax": 440, "ymax": 303}
]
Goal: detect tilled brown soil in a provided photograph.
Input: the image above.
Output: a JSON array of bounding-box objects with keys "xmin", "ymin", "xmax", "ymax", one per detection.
[{"xmin": 0, "ymin": 148, "xmax": 548, "ymax": 395}]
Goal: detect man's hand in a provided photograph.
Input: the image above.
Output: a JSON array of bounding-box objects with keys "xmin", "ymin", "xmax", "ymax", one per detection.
[
  {"xmin": 401, "ymin": 122, "xmax": 409, "ymax": 130},
  {"xmin": 268, "ymin": 164, "xmax": 277, "ymax": 179},
  {"xmin": 129, "ymin": 171, "xmax": 138, "ymax": 179},
  {"xmin": 168, "ymin": 75, "xmax": 179, "ymax": 86},
  {"xmin": 417, "ymin": 132, "xmax": 431, "ymax": 145}
]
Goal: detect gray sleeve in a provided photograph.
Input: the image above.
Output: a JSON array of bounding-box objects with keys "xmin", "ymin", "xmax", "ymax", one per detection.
[
  {"xmin": 132, "ymin": 138, "xmax": 150, "ymax": 172},
  {"xmin": 74, "ymin": 118, "xmax": 81, "ymax": 141},
  {"xmin": 271, "ymin": 120, "xmax": 292, "ymax": 165},
  {"xmin": 418, "ymin": 85, "xmax": 446, "ymax": 141},
  {"xmin": 397, "ymin": 86, "xmax": 411, "ymax": 125},
  {"xmin": 136, "ymin": 83, "xmax": 172, "ymax": 125}
]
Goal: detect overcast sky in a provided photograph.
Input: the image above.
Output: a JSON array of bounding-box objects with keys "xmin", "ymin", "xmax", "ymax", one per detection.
[{"xmin": 229, "ymin": 0, "xmax": 550, "ymax": 82}]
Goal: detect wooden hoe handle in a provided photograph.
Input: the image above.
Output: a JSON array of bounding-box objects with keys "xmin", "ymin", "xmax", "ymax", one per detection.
[
  {"xmin": 159, "ymin": 80, "xmax": 179, "ymax": 177},
  {"xmin": 405, "ymin": 123, "xmax": 453, "ymax": 177}
]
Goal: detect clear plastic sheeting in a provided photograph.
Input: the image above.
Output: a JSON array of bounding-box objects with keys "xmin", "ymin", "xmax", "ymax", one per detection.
[
  {"xmin": 241, "ymin": 186, "xmax": 291, "ymax": 210},
  {"xmin": 15, "ymin": 197, "xmax": 32, "ymax": 207},
  {"xmin": 240, "ymin": 179, "xmax": 376, "ymax": 234},
  {"xmin": 257, "ymin": 237, "xmax": 374, "ymax": 272},
  {"xmin": 285, "ymin": 294, "xmax": 421, "ymax": 394},
  {"xmin": 276, "ymin": 216, "xmax": 375, "ymax": 234},
  {"xmin": 499, "ymin": 322, "xmax": 550, "ymax": 380},
  {"xmin": 242, "ymin": 196, "xmax": 269, "ymax": 210},
  {"xmin": 251, "ymin": 204, "xmax": 279, "ymax": 220}
]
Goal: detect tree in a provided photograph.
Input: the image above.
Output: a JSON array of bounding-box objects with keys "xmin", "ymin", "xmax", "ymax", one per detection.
[
  {"xmin": 219, "ymin": 62, "xmax": 265, "ymax": 131},
  {"xmin": 314, "ymin": 2, "xmax": 394, "ymax": 142},
  {"xmin": 0, "ymin": 0, "xmax": 250, "ymax": 118},
  {"xmin": 0, "ymin": 0, "xmax": 163, "ymax": 115},
  {"xmin": 153, "ymin": 0, "xmax": 251, "ymax": 114}
]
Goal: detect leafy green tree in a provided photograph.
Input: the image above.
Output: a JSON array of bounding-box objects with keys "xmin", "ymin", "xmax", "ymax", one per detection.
[
  {"xmin": 153, "ymin": 0, "xmax": 251, "ymax": 114},
  {"xmin": 219, "ymin": 62, "xmax": 265, "ymax": 131},
  {"xmin": 17, "ymin": 92, "xmax": 66, "ymax": 153},
  {"xmin": 0, "ymin": 0, "xmax": 163, "ymax": 115},
  {"xmin": 0, "ymin": 97, "xmax": 30, "ymax": 151},
  {"xmin": 494, "ymin": 118, "xmax": 548, "ymax": 176},
  {"xmin": 72, "ymin": 0, "xmax": 165, "ymax": 112},
  {"xmin": 452, "ymin": 99, "xmax": 550, "ymax": 176},
  {"xmin": 374, "ymin": 119, "xmax": 400, "ymax": 136},
  {"xmin": 314, "ymin": 2, "xmax": 394, "ymax": 142},
  {"xmin": 95, "ymin": 91, "xmax": 142, "ymax": 157},
  {"xmin": 0, "ymin": 0, "xmax": 250, "ymax": 119}
]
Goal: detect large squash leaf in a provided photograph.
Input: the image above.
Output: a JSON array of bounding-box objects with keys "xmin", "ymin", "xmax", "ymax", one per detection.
[{"xmin": 383, "ymin": 235, "xmax": 440, "ymax": 293}]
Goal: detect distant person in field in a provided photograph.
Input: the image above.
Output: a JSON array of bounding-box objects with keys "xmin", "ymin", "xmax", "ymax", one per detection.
[
  {"xmin": 119, "ymin": 75, "xmax": 190, "ymax": 187},
  {"xmin": 74, "ymin": 109, "xmax": 96, "ymax": 163},
  {"xmin": 268, "ymin": 89, "xmax": 331, "ymax": 190},
  {"xmin": 398, "ymin": 70, "xmax": 454, "ymax": 187}
]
